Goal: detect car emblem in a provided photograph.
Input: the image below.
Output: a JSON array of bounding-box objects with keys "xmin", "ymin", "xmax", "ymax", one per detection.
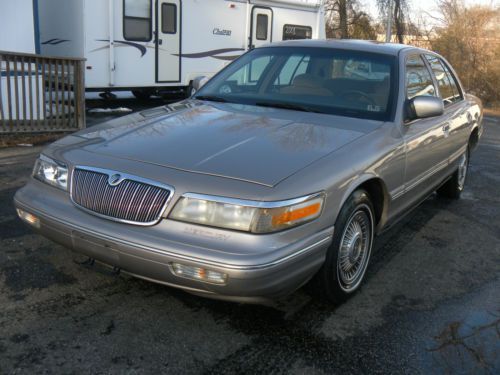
[{"xmin": 108, "ymin": 173, "xmax": 122, "ymax": 186}]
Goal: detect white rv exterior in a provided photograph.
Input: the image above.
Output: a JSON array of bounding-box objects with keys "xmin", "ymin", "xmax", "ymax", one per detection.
[
  {"xmin": 0, "ymin": 0, "xmax": 45, "ymax": 121},
  {"xmin": 0, "ymin": 0, "xmax": 38, "ymax": 54},
  {"xmin": 37, "ymin": 0, "xmax": 325, "ymax": 96}
]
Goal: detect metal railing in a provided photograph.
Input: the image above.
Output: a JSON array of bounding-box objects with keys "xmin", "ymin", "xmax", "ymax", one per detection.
[{"xmin": 0, "ymin": 50, "xmax": 85, "ymax": 133}]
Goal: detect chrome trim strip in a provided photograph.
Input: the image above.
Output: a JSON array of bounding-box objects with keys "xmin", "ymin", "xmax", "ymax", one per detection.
[
  {"xmin": 179, "ymin": 191, "xmax": 325, "ymax": 209},
  {"xmin": 69, "ymin": 166, "xmax": 175, "ymax": 227},
  {"xmin": 390, "ymin": 158, "xmax": 449, "ymax": 201},
  {"xmin": 405, "ymin": 159, "xmax": 448, "ymax": 193},
  {"xmin": 449, "ymin": 144, "xmax": 468, "ymax": 163},
  {"xmin": 390, "ymin": 186, "xmax": 405, "ymax": 201},
  {"xmin": 15, "ymin": 198, "xmax": 332, "ymax": 270},
  {"xmin": 391, "ymin": 144, "xmax": 468, "ymax": 201}
]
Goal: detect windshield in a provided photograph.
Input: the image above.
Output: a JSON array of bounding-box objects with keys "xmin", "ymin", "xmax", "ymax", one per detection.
[{"xmin": 194, "ymin": 47, "xmax": 396, "ymax": 121}]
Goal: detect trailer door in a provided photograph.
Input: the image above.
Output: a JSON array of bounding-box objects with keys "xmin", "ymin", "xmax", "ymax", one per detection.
[
  {"xmin": 249, "ymin": 7, "xmax": 272, "ymax": 49},
  {"xmin": 156, "ymin": 0, "xmax": 181, "ymax": 82}
]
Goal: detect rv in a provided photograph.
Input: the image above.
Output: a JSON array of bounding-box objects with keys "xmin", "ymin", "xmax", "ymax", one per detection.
[{"xmin": 37, "ymin": 0, "xmax": 326, "ymax": 98}]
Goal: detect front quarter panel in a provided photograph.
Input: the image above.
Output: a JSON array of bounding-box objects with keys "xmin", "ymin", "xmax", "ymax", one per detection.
[{"xmin": 275, "ymin": 121, "xmax": 405, "ymax": 232}]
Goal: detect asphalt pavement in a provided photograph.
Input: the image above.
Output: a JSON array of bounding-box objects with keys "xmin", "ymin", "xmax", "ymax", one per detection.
[{"xmin": 0, "ymin": 103, "xmax": 498, "ymax": 374}]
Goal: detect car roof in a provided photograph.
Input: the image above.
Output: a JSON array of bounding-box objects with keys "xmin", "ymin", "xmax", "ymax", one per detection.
[{"xmin": 259, "ymin": 39, "xmax": 416, "ymax": 56}]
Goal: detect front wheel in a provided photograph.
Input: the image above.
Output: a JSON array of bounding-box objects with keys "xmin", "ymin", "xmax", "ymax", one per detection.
[
  {"xmin": 316, "ymin": 190, "xmax": 375, "ymax": 303},
  {"xmin": 437, "ymin": 147, "xmax": 469, "ymax": 199}
]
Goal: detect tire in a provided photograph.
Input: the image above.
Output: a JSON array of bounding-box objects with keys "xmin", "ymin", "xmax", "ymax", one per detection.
[
  {"xmin": 132, "ymin": 90, "xmax": 151, "ymax": 100},
  {"xmin": 316, "ymin": 189, "xmax": 375, "ymax": 303},
  {"xmin": 437, "ymin": 146, "xmax": 469, "ymax": 200}
]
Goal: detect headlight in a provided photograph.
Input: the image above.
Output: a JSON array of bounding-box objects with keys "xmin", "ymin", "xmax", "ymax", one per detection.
[
  {"xmin": 169, "ymin": 193, "xmax": 324, "ymax": 233},
  {"xmin": 33, "ymin": 155, "xmax": 68, "ymax": 190}
]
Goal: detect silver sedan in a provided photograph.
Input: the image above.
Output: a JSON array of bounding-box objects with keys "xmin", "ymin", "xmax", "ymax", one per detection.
[{"xmin": 14, "ymin": 40, "xmax": 483, "ymax": 304}]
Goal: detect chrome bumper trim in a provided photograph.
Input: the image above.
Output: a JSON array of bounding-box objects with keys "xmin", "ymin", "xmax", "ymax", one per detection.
[{"xmin": 15, "ymin": 198, "xmax": 332, "ymax": 271}]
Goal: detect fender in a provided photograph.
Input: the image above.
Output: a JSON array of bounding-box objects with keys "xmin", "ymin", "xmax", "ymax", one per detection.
[{"xmin": 337, "ymin": 173, "xmax": 391, "ymax": 233}]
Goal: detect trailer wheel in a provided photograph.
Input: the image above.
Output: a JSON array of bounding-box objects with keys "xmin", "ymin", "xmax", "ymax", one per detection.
[{"xmin": 132, "ymin": 90, "xmax": 151, "ymax": 100}]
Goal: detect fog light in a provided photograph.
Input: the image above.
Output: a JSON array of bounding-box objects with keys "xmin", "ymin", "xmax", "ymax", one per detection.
[
  {"xmin": 171, "ymin": 263, "xmax": 228, "ymax": 285},
  {"xmin": 16, "ymin": 208, "xmax": 40, "ymax": 228}
]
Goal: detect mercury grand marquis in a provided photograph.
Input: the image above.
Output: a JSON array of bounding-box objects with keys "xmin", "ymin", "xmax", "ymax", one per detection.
[{"xmin": 14, "ymin": 40, "xmax": 483, "ymax": 304}]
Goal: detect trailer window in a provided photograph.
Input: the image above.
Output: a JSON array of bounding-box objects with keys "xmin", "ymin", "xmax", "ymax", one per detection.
[
  {"xmin": 256, "ymin": 14, "xmax": 268, "ymax": 40},
  {"xmin": 162, "ymin": 3, "xmax": 176, "ymax": 34},
  {"xmin": 123, "ymin": 0, "xmax": 152, "ymax": 42},
  {"xmin": 283, "ymin": 25, "xmax": 312, "ymax": 40}
]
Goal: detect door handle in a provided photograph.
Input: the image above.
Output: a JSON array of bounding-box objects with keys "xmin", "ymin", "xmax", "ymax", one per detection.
[{"xmin": 158, "ymin": 39, "xmax": 163, "ymax": 45}]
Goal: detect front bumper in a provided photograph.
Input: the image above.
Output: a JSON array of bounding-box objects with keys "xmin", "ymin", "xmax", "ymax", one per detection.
[{"xmin": 14, "ymin": 180, "xmax": 333, "ymax": 303}]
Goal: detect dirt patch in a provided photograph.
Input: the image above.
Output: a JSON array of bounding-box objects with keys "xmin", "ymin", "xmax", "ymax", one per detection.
[{"xmin": 484, "ymin": 107, "xmax": 500, "ymax": 117}]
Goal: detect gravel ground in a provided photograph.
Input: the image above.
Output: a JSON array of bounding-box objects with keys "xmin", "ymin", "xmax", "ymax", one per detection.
[{"xmin": 0, "ymin": 107, "xmax": 498, "ymax": 374}]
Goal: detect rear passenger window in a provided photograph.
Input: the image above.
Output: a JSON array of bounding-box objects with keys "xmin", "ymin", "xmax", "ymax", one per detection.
[
  {"xmin": 123, "ymin": 0, "xmax": 152, "ymax": 42},
  {"xmin": 405, "ymin": 55, "xmax": 436, "ymax": 99},
  {"xmin": 425, "ymin": 55, "xmax": 462, "ymax": 105},
  {"xmin": 256, "ymin": 14, "xmax": 268, "ymax": 40},
  {"xmin": 161, "ymin": 3, "xmax": 176, "ymax": 34}
]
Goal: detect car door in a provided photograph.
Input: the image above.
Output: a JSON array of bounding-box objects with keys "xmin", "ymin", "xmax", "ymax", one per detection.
[
  {"xmin": 401, "ymin": 54, "xmax": 450, "ymax": 201},
  {"xmin": 423, "ymin": 55, "xmax": 471, "ymax": 166}
]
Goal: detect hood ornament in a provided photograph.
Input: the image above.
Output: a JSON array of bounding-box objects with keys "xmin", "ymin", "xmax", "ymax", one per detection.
[{"xmin": 108, "ymin": 173, "xmax": 122, "ymax": 186}]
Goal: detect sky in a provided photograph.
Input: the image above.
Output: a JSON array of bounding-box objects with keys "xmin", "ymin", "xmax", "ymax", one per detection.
[{"xmin": 363, "ymin": 0, "xmax": 499, "ymax": 26}]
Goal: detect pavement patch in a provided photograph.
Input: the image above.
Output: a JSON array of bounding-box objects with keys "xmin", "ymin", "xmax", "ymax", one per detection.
[{"xmin": 2, "ymin": 255, "xmax": 77, "ymax": 294}]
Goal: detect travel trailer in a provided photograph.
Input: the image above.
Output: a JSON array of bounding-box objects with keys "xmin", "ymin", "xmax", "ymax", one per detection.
[{"xmin": 37, "ymin": 0, "xmax": 326, "ymax": 98}]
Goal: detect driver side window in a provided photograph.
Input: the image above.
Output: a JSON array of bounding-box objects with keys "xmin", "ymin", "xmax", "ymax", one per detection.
[{"xmin": 405, "ymin": 55, "xmax": 436, "ymax": 99}]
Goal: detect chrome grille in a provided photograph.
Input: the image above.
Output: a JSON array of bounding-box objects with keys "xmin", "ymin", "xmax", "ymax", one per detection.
[{"xmin": 71, "ymin": 168, "xmax": 172, "ymax": 225}]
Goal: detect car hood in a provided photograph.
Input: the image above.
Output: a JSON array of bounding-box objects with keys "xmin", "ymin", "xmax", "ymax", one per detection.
[{"xmin": 74, "ymin": 101, "xmax": 379, "ymax": 187}]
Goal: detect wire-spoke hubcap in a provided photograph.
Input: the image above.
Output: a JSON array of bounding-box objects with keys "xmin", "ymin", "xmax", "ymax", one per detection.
[
  {"xmin": 458, "ymin": 152, "xmax": 468, "ymax": 190},
  {"xmin": 337, "ymin": 205, "xmax": 373, "ymax": 292}
]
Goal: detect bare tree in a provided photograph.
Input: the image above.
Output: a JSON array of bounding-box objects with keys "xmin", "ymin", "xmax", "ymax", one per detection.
[
  {"xmin": 325, "ymin": 0, "xmax": 377, "ymax": 39},
  {"xmin": 429, "ymin": 0, "xmax": 500, "ymax": 106},
  {"xmin": 378, "ymin": 0, "xmax": 410, "ymax": 43}
]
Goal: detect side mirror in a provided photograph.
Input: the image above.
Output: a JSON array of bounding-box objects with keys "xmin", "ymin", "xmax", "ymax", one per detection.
[
  {"xmin": 191, "ymin": 76, "xmax": 209, "ymax": 96},
  {"xmin": 407, "ymin": 96, "xmax": 444, "ymax": 121}
]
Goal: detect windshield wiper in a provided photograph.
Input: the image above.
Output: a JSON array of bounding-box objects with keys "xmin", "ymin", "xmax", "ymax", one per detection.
[
  {"xmin": 194, "ymin": 95, "xmax": 228, "ymax": 103},
  {"xmin": 255, "ymin": 101, "xmax": 322, "ymax": 113}
]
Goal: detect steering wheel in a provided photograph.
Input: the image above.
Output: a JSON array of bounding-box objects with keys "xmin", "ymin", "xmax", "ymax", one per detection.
[{"xmin": 341, "ymin": 90, "xmax": 376, "ymax": 106}]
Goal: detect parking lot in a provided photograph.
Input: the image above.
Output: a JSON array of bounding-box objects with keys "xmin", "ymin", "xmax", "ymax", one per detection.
[{"xmin": 0, "ymin": 103, "xmax": 499, "ymax": 374}]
